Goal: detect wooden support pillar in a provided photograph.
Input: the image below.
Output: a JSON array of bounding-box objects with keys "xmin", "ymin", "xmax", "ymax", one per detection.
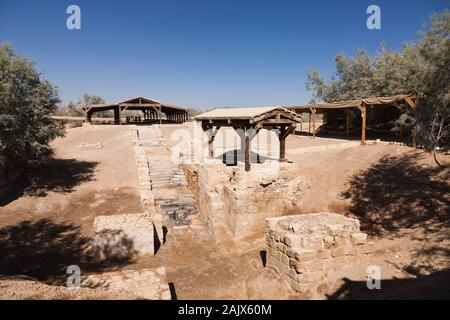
[
  {"xmin": 244, "ymin": 129, "xmax": 251, "ymax": 172},
  {"xmin": 300, "ymin": 113, "xmax": 303, "ymax": 132},
  {"xmin": 359, "ymin": 103, "xmax": 367, "ymax": 145},
  {"xmin": 158, "ymin": 106, "xmax": 162, "ymax": 125},
  {"xmin": 310, "ymin": 107, "xmax": 317, "ymax": 139},
  {"xmin": 308, "ymin": 111, "xmax": 311, "ymax": 136},
  {"xmin": 206, "ymin": 126, "xmax": 221, "ymax": 158},
  {"xmin": 85, "ymin": 108, "xmax": 93, "ymax": 123},
  {"xmin": 113, "ymin": 107, "xmax": 120, "ymax": 125},
  {"xmin": 278, "ymin": 124, "xmax": 295, "ymax": 162},
  {"xmin": 279, "ymin": 126, "xmax": 287, "ymax": 162}
]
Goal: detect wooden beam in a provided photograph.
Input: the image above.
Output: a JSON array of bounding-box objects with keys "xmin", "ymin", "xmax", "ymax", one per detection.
[
  {"xmin": 308, "ymin": 111, "xmax": 311, "ymax": 136},
  {"xmin": 206, "ymin": 126, "xmax": 221, "ymax": 158},
  {"xmin": 159, "ymin": 106, "xmax": 162, "ymax": 125},
  {"xmin": 310, "ymin": 107, "xmax": 317, "ymax": 139},
  {"xmin": 405, "ymin": 96, "xmax": 416, "ymax": 109},
  {"xmin": 359, "ymin": 102, "xmax": 367, "ymax": 145},
  {"xmin": 280, "ymin": 124, "xmax": 296, "ymax": 140},
  {"xmin": 245, "ymin": 130, "xmax": 251, "ymax": 171},
  {"xmin": 279, "ymin": 126, "xmax": 287, "ymax": 162}
]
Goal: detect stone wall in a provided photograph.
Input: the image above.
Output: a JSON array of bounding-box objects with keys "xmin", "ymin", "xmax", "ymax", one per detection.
[
  {"xmin": 130, "ymin": 128, "xmax": 164, "ymax": 244},
  {"xmin": 265, "ymin": 213, "xmax": 374, "ymax": 293},
  {"xmin": 183, "ymin": 162, "xmax": 308, "ymax": 239}
]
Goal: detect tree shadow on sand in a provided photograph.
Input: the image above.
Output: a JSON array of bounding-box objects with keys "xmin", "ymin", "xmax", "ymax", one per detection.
[
  {"xmin": 0, "ymin": 219, "xmax": 135, "ymax": 285},
  {"xmin": 341, "ymin": 151, "xmax": 450, "ymax": 277},
  {"xmin": 327, "ymin": 268, "xmax": 450, "ymax": 300},
  {"xmin": 341, "ymin": 152, "xmax": 449, "ymax": 236},
  {"xmin": 0, "ymin": 158, "xmax": 98, "ymax": 206}
]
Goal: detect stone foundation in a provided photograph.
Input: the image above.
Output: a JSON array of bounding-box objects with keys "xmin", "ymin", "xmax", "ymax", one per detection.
[
  {"xmin": 92, "ymin": 213, "xmax": 155, "ymax": 260},
  {"xmin": 82, "ymin": 267, "xmax": 171, "ymax": 300},
  {"xmin": 265, "ymin": 213, "xmax": 374, "ymax": 293},
  {"xmin": 183, "ymin": 163, "xmax": 308, "ymax": 239}
]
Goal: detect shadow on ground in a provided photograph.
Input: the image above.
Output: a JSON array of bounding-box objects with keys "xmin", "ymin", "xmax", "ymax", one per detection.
[
  {"xmin": 327, "ymin": 268, "xmax": 450, "ymax": 300},
  {"xmin": 342, "ymin": 151, "xmax": 450, "ymax": 276},
  {"xmin": 0, "ymin": 158, "xmax": 98, "ymax": 206},
  {"xmin": 216, "ymin": 149, "xmax": 276, "ymax": 165},
  {"xmin": 0, "ymin": 218, "xmax": 135, "ymax": 285},
  {"xmin": 342, "ymin": 152, "xmax": 449, "ymax": 236}
]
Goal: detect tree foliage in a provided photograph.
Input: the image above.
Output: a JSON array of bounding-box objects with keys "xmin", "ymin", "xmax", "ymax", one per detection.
[
  {"xmin": 55, "ymin": 94, "xmax": 107, "ymax": 117},
  {"xmin": 306, "ymin": 11, "xmax": 449, "ymax": 151},
  {"xmin": 0, "ymin": 43, "xmax": 64, "ymax": 171}
]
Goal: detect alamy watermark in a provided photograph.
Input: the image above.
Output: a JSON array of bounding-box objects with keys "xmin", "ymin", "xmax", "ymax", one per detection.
[
  {"xmin": 366, "ymin": 265, "xmax": 381, "ymax": 290},
  {"xmin": 66, "ymin": 265, "xmax": 81, "ymax": 288},
  {"xmin": 366, "ymin": 5, "xmax": 381, "ymax": 30},
  {"xmin": 66, "ymin": 5, "xmax": 81, "ymax": 30}
]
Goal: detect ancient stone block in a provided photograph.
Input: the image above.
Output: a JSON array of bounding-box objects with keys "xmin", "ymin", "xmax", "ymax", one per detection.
[
  {"xmin": 92, "ymin": 213, "xmax": 155, "ymax": 261},
  {"xmin": 265, "ymin": 213, "xmax": 372, "ymax": 294},
  {"xmin": 293, "ymin": 248, "xmax": 315, "ymax": 261},
  {"xmin": 351, "ymin": 232, "xmax": 368, "ymax": 245},
  {"xmin": 283, "ymin": 233, "xmax": 303, "ymax": 248}
]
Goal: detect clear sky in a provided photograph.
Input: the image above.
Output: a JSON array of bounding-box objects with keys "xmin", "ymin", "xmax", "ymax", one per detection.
[{"xmin": 0, "ymin": 0, "xmax": 448, "ymax": 108}]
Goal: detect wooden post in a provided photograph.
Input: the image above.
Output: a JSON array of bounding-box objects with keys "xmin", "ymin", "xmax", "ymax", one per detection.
[
  {"xmin": 244, "ymin": 129, "xmax": 251, "ymax": 171},
  {"xmin": 300, "ymin": 113, "xmax": 303, "ymax": 132},
  {"xmin": 208, "ymin": 138, "xmax": 214, "ymax": 157},
  {"xmin": 113, "ymin": 107, "xmax": 120, "ymax": 125},
  {"xmin": 279, "ymin": 126, "xmax": 287, "ymax": 162},
  {"xmin": 308, "ymin": 111, "xmax": 311, "ymax": 136},
  {"xmin": 360, "ymin": 103, "xmax": 367, "ymax": 145},
  {"xmin": 158, "ymin": 106, "xmax": 162, "ymax": 125},
  {"xmin": 310, "ymin": 107, "xmax": 316, "ymax": 139},
  {"xmin": 85, "ymin": 108, "xmax": 92, "ymax": 123},
  {"xmin": 207, "ymin": 126, "xmax": 221, "ymax": 158}
]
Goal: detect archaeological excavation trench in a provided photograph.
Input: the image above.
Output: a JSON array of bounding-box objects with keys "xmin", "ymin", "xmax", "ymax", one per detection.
[{"xmin": 79, "ymin": 122, "xmax": 443, "ymax": 300}]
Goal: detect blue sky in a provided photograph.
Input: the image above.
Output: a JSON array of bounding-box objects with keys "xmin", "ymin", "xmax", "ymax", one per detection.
[{"xmin": 0, "ymin": 0, "xmax": 447, "ymax": 108}]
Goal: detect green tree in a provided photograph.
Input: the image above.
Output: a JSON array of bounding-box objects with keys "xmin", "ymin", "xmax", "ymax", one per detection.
[
  {"xmin": 415, "ymin": 11, "xmax": 450, "ymax": 158},
  {"xmin": 0, "ymin": 43, "xmax": 64, "ymax": 177},
  {"xmin": 78, "ymin": 94, "xmax": 111, "ymax": 118},
  {"xmin": 305, "ymin": 10, "xmax": 449, "ymax": 155}
]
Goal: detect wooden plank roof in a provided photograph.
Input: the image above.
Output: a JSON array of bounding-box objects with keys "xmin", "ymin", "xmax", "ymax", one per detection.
[
  {"xmin": 289, "ymin": 94, "xmax": 417, "ymax": 112},
  {"xmin": 81, "ymin": 96, "xmax": 187, "ymax": 113},
  {"xmin": 194, "ymin": 106, "xmax": 301, "ymax": 123}
]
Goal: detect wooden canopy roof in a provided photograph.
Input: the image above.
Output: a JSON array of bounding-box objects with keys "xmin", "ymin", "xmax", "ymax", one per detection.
[
  {"xmin": 81, "ymin": 96, "xmax": 187, "ymax": 114},
  {"xmin": 194, "ymin": 106, "xmax": 302, "ymax": 126},
  {"xmin": 289, "ymin": 94, "xmax": 417, "ymax": 113},
  {"xmin": 195, "ymin": 106, "xmax": 302, "ymax": 172}
]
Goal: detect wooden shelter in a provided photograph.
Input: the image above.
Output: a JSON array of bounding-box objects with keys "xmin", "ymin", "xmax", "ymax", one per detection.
[
  {"xmin": 82, "ymin": 96, "xmax": 189, "ymax": 125},
  {"xmin": 195, "ymin": 107, "xmax": 302, "ymax": 171},
  {"xmin": 289, "ymin": 94, "xmax": 418, "ymax": 145}
]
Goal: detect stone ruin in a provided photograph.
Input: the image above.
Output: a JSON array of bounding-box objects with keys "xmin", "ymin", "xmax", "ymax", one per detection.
[
  {"xmin": 265, "ymin": 212, "xmax": 374, "ymax": 293},
  {"xmin": 82, "ymin": 267, "xmax": 171, "ymax": 300},
  {"xmin": 183, "ymin": 162, "xmax": 309, "ymax": 239},
  {"xmin": 92, "ymin": 213, "xmax": 156, "ymax": 261}
]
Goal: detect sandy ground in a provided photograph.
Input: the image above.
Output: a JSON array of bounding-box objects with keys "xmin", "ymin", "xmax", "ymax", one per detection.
[
  {"xmin": 0, "ymin": 125, "xmax": 143, "ymax": 235},
  {"xmin": 0, "ymin": 123, "xmax": 448, "ymax": 299}
]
